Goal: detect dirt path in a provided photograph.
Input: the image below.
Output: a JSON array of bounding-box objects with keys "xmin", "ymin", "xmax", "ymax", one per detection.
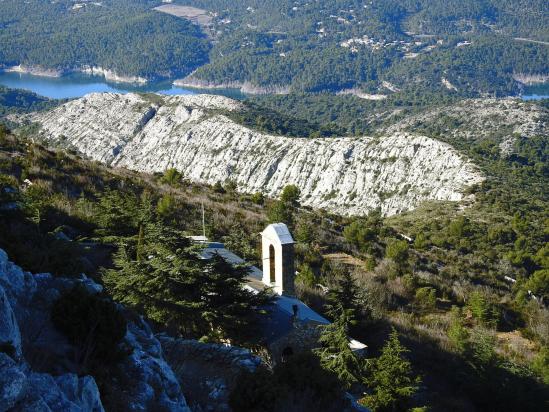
[
  {"xmin": 154, "ymin": 5, "xmax": 213, "ymax": 27},
  {"xmin": 514, "ymin": 37, "xmax": 549, "ymax": 46}
]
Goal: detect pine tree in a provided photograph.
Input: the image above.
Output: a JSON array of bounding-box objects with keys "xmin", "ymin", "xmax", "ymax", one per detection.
[
  {"xmin": 361, "ymin": 328, "xmax": 421, "ymax": 412},
  {"xmin": 317, "ymin": 304, "xmax": 363, "ymax": 390},
  {"xmin": 447, "ymin": 306, "xmax": 470, "ymax": 354},
  {"xmin": 201, "ymin": 253, "xmax": 273, "ymax": 344},
  {"xmin": 103, "ymin": 223, "xmax": 273, "ymax": 343},
  {"xmin": 327, "ymin": 270, "xmax": 360, "ymax": 318}
]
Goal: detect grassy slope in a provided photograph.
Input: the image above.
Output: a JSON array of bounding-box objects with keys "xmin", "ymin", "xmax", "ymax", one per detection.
[{"xmin": 0, "ymin": 94, "xmax": 548, "ymax": 409}]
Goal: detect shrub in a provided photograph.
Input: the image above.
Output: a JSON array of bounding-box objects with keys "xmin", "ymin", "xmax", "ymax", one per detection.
[
  {"xmin": 296, "ymin": 264, "xmax": 316, "ymax": 287},
  {"xmin": 229, "ymin": 352, "xmax": 347, "ymax": 412},
  {"xmin": 467, "ymin": 290, "xmax": 500, "ymax": 328},
  {"xmin": 280, "ymin": 184, "xmax": 301, "ymax": 206},
  {"xmin": 51, "ymin": 286, "xmax": 127, "ymax": 366},
  {"xmin": 213, "ymin": 181, "xmax": 225, "ymax": 194},
  {"xmin": 415, "ymin": 287, "xmax": 436, "ymax": 310},
  {"xmin": 385, "ymin": 239, "xmax": 409, "ymax": 267},
  {"xmin": 532, "ymin": 346, "xmax": 549, "ymax": 385},
  {"xmin": 157, "ymin": 194, "xmax": 176, "ymax": 219},
  {"xmin": 224, "ymin": 179, "xmax": 238, "ymax": 193},
  {"xmin": 250, "ymin": 192, "xmax": 265, "ymax": 205},
  {"xmin": 160, "ymin": 168, "xmax": 182, "ymax": 186},
  {"xmin": 447, "ymin": 306, "xmax": 470, "ymax": 353}
]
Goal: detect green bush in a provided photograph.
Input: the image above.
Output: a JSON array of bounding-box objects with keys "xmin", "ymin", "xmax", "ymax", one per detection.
[
  {"xmin": 160, "ymin": 168, "xmax": 183, "ymax": 186},
  {"xmin": 415, "ymin": 287, "xmax": 436, "ymax": 309},
  {"xmin": 280, "ymin": 185, "xmax": 301, "ymax": 206},
  {"xmin": 250, "ymin": 192, "xmax": 265, "ymax": 205},
  {"xmin": 51, "ymin": 286, "xmax": 127, "ymax": 365},
  {"xmin": 466, "ymin": 291, "xmax": 500, "ymax": 328},
  {"xmin": 532, "ymin": 346, "xmax": 549, "ymax": 385},
  {"xmin": 229, "ymin": 352, "xmax": 347, "ymax": 412}
]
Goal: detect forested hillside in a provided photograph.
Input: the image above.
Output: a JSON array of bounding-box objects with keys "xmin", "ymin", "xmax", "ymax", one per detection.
[
  {"xmin": 182, "ymin": 0, "xmax": 549, "ymax": 96},
  {"xmin": 0, "ymin": 0, "xmax": 210, "ymax": 79},
  {"xmin": 1, "ymin": 0, "xmax": 547, "ymax": 96},
  {"xmin": 0, "ymin": 101, "xmax": 548, "ymax": 409}
]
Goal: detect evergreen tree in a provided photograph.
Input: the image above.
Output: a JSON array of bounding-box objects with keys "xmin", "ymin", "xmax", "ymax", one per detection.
[
  {"xmin": 467, "ymin": 290, "xmax": 500, "ymax": 328},
  {"xmin": 447, "ymin": 306, "xmax": 470, "ymax": 354},
  {"xmin": 103, "ymin": 226, "xmax": 205, "ymax": 336},
  {"xmin": 280, "ymin": 184, "xmax": 301, "ymax": 207},
  {"xmin": 361, "ymin": 328, "xmax": 421, "ymax": 412},
  {"xmin": 136, "ymin": 223, "xmax": 145, "ymax": 262},
  {"xmin": 267, "ymin": 185, "xmax": 302, "ymax": 228},
  {"xmin": 317, "ymin": 304, "xmax": 363, "ymax": 390},
  {"xmin": 326, "ymin": 270, "xmax": 360, "ymax": 320},
  {"xmin": 267, "ymin": 199, "xmax": 294, "ymax": 227},
  {"xmin": 104, "ymin": 224, "xmax": 273, "ymax": 343},
  {"xmin": 385, "ymin": 239, "xmax": 410, "ymax": 276},
  {"xmin": 161, "ymin": 168, "xmax": 182, "ymax": 186},
  {"xmin": 201, "ymin": 253, "xmax": 274, "ymax": 343}
]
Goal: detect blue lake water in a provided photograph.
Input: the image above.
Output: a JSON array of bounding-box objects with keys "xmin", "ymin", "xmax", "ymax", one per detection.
[
  {"xmin": 521, "ymin": 84, "xmax": 549, "ymax": 100},
  {"xmin": 0, "ymin": 71, "xmax": 548, "ymax": 101},
  {"xmin": 0, "ymin": 71, "xmax": 245, "ymax": 100}
]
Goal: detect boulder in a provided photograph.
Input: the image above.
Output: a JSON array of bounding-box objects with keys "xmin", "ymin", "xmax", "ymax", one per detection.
[
  {"xmin": 0, "ymin": 353, "xmax": 26, "ymax": 411},
  {"xmin": 0, "ymin": 285, "xmax": 21, "ymax": 358},
  {"xmin": 0, "ymin": 248, "xmax": 190, "ymax": 412},
  {"xmin": 159, "ymin": 336, "xmax": 262, "ymax": 412},
  {"xmin": 55, "ymin": 374, "xmax": 104, "ymax": 412}
]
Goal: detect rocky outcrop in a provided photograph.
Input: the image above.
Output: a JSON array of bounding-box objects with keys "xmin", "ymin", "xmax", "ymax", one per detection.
[
  {"xmin": 159, "ymin": 336, "xmax": 262, "ymax": 412},
  {"xmin": 22, "ymin": 92, "xmax": 484, "ymax": 216},
  {"xmin": 513, "ymin": 73, "xmax": 549, "ymax": 85},
  {"xmin": 0, "ymin": 248, "xmax": 190, "ymax": 412},
  {"xmin": 381, "ymin": 98, "xmax": 549, "ymax": 155},
  {"xmin": 4, "ymin": 65, "xmax": 63, "ymax": 78},
  {"xmin": 80, "ymin": 66, "xmax": 148, "ymax": 85},
  {"xmin": 174, "ymin": 77, "xmax": 290, "ymax": 95}
]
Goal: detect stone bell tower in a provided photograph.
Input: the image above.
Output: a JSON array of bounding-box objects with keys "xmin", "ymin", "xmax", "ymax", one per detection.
[{"xmin": 261, "ymin": 223, "xmax": 295, "ymax": 296}]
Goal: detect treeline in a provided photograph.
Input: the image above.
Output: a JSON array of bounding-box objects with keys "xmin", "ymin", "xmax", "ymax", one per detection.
[
  {"xmin": 0, "ymin": 0, "xmax": 210, "ymax": 79},
  {"xmin": 0, "ymin": 86, "xmax": 62, "ymax": 117},
  {"xmin": 184, "ymin": 0, "xmax": 549, "ymax": 96},
  {"xmin": 225, "ymin": 101, "xmax": 343, "ymax": 137}
]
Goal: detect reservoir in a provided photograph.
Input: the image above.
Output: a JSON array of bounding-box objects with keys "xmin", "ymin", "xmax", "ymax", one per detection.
[
  {"xmin": 521, "ymin": 84, "xmax": 549, "ymax": 101},
  {"xmin": 0, "ymin": 71, "xmax": 245, "ymax": 100},
  {"xmin": 0, "ymin": 71, "xmax": 547, "ymax": 101}
]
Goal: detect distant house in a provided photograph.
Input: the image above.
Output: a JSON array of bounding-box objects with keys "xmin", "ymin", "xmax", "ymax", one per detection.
[{"xmin": 199, "ymin": 223, "xmax": 367, "ymax": 361}]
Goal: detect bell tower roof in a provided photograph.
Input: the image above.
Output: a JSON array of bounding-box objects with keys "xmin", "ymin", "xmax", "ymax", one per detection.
[{"xmin": 262, "ymin": 223, "xmax": 295, "ymax": 245}]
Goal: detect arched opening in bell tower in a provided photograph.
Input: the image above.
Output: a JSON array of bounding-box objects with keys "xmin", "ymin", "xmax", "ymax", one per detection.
[{"xmin": 269, "ymin": 244, "xmax": 276, "ymax": 283}]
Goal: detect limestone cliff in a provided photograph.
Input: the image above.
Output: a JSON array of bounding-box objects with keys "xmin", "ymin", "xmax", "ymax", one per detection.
[
  {"xmin": 21, "ymin": 93, "xmax": 484, "ymax": 216},
  {"xmin": 0, "ymin": 249, "xmax": 190, "ymax": 412},
  {"xmin": 381, "ymin": 98, "xmax": 549, "ymax": 155}
]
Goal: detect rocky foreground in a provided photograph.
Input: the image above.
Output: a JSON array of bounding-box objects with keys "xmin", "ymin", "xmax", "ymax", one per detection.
[
  {"xmin": 20, "ymin": 93, "xmax": 485, "ymax": 216},
  {"xmin": 0, "ymin": 248, "xmax": 263, "ymax": 412},
  {"xmin": 0, "ymin": 247, "xmax": 189, "ymax": 411}
]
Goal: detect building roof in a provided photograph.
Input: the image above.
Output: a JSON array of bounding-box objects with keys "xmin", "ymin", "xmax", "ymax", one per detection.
[
  {"xmin": 198, "ymin": 240, "xmax": 366, "ymax": 351},
  {"xmin": 201, "ymin": 244, "xmax": 263, "ymax": 279},
  {"xmin": 262, "ymin": 223, "xmax": 295, "ymax": 245}
]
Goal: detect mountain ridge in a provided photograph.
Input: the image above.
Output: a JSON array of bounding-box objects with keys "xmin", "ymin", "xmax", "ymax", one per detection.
[{"xmin": 16, "ymin": 92, "xmax": 483, "ymax": 216}]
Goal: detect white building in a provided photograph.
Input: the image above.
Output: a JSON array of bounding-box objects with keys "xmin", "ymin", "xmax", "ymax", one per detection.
[{"xmin": 199, "ymin": 223, "xmax": 367, "ymax": 360}]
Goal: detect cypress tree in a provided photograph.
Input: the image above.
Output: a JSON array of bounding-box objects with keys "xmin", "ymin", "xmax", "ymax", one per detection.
[
  {"xmin": 317, "ymin": 304, "xmax": 363, "ymax": 390},
  {"xmin": 361, "ymin": 328, "xmax": 421, "ymax": 412}
]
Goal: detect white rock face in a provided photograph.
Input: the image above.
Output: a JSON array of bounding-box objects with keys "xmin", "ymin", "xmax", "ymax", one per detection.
[
  {"xmin": 382, "ymin": 98, "xmax": 549, "ymax": 146},
  {"xmin": 26, "ymin": 92, "xmax": 484, "ymax": 216}
]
